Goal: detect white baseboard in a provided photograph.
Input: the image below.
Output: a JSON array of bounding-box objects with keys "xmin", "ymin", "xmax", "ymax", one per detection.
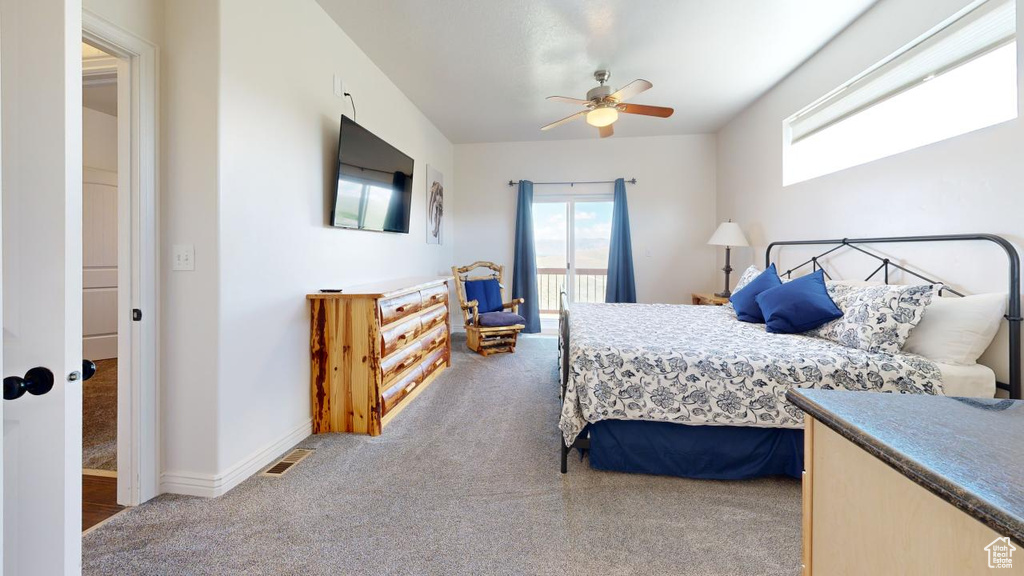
[{"xmin": 160, "ymin": 418, "xmax": 312, "ymax": 498}]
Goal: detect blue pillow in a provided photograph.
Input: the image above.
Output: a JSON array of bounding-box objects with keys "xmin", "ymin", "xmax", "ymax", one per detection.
[
  {"xmin": 755, "ymin": 269, "xmax": 843, "ymax": 334},
  {"xmin": 729, "ymin": 264, "xmax": 782, "ymax": 323},
  {"xmin": 464, "ymin": 278, "xmax": 503, "ymax": 313}
]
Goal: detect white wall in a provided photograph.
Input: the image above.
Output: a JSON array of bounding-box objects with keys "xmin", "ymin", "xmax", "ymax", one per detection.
[
  {"xmin": 717, "ymin": 0, "xmax": 1024, "ymax": 380},
  {"xmin": 83, "ymin": 106, "xmax": 117, "ymax": 172},
  {"xmin": 83, "ymin": 106, "xmax": 119, "ymax": 360},
  {"xmin": 84, "ymin": 0, "xmax": 227, "ymax": 498},
  {"xmin": 159, "ymin": 0, "xmax": 223, "ymax": 489},
  {"xmin": 454, "ymin": 135, "xmax": 718, "ymax": 309},
  {"xmin": 215, "ymin": 0, "xmax": 455, "ymax": 484},
  {"xmin": 84, "ymin": 0, "xmax": 164, "ymax": 46}
]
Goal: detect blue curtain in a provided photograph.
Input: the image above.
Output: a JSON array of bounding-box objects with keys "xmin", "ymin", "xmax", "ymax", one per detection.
[
  {"xmin": 606, "ymin": 178, "xmax": 637, "ymax": 303},
  {"xmin": 512, "ymin": 180, "xmax": 541, "ymax": 333}
]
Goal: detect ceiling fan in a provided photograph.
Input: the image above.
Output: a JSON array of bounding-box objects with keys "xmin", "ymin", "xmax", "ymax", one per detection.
[{"xmin": 541, "ymin": 70, "xmax": 674, "ymax": 138}]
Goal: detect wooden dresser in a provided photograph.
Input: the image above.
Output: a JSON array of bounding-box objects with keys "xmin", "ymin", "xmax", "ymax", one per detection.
[{"xmin": 308, "ymin": 277, "xmax": 451, "ymax": 435}]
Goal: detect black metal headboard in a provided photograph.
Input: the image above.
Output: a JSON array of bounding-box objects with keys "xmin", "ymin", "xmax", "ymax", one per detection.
[{"xmin": 765, "ymin": 234, "xmax": 1021, "ymax": 400}]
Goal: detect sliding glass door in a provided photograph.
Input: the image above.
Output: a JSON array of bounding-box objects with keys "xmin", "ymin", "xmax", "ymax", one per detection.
[
  {"xmin": 532, "ymin": 201, "xmax": 568, "ymax": 315},
  {"xmin": 533, "ymin": 196, "xmax": 613, "ymax": 315}
]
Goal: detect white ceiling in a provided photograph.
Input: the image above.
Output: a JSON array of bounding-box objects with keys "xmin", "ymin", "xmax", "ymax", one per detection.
[{"xmin": 317, "ymin": 0, "xmax": 876, "ymax": 143}]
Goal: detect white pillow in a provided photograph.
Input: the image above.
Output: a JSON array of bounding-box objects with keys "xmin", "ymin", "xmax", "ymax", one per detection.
[
  {"xmin": 732, "ymin": 265, "xmax": 762, "ymax": 294},
  {"xmin": 902, "ymin": 293, "xmax": 1006, "ymax": 365}
]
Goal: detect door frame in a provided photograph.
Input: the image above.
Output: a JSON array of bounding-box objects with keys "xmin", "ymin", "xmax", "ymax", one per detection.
[
  {"xmin": 82, "ymin": 11, "xmax": 159, "ymax": 507},
  {"xmin": 532, "ymin": 192, "xmax": 612, "ymax": 306}
]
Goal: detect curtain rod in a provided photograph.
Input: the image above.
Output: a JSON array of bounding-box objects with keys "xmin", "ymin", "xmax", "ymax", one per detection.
[{"xmin": 507, "ymin": 178, "xmax": 637, "ymax": 187}]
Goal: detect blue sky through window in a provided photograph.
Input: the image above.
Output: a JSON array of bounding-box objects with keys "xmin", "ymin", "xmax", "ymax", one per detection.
[{"xmin": 532, "ymin": 201, "xmax": 612, "ymax": 269}]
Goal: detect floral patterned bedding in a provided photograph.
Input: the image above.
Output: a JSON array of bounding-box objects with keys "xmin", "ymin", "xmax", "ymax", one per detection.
[{"xmin": 559, "ymin": 303, "xmax": 943, "ymax": 446}]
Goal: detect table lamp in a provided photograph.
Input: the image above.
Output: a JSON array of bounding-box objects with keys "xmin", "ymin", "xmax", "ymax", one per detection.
[{"xmin": 707, "ymin": 220, "xmax": 749, "ymax": 298}]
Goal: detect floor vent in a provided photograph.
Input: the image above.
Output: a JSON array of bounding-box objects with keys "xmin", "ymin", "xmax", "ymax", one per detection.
[{"xmin": 260, "ymin": 448, "xmax": 313, "ymax": 477}]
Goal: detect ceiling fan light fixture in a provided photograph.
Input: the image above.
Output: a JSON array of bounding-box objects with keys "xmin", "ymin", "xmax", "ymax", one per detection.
[
  {"xmin": 586, "ymin": 107, "xmax": 618, "ymax": 127},
  {"xmin": 542, "ymin": 72, "xmax": 670, "ymax": 133}
]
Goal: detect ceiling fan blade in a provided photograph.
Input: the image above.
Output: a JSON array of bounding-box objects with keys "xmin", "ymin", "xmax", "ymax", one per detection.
[
  {"xmin": 547, "ymin": 95, "xmax": 592, "ymax": 106},
  {"xmin": 541, "ymin": 110, "xmax": 587, "ymax": 131},
  {"xmin": 619, "ymin": 103, "xmax": 675, "ymax": 118},
  {"xmin": 609, "ymin": 79, "xmax": 653, "ymax": 103},
  {"xmin": 599, "ymin": 124, "xmax": 614, "ymax": 138}
]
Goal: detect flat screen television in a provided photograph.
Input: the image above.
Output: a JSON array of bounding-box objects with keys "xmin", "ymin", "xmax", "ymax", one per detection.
[{"xmin": 330, "ymin": 115, "xmax": 414, "ymax": 233}]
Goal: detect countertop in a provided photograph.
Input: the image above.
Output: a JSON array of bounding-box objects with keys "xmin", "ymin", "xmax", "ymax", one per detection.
[{"xmin": 786, "ymin": 389, "xmax": 1024, "ymax": 543}]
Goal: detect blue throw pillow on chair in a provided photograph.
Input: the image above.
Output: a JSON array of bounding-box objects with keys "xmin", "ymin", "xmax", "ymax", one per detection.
[
  {"xmin": 729, "ymin": 264, "xmax": 782, "ymax": 323},
  {"xmin": 464, "ymin": 278, "xmax": 503, "ymax": 313},
  {"xmin": 755, "ymin": 269, "xmax": 843, "ymax": 334}
]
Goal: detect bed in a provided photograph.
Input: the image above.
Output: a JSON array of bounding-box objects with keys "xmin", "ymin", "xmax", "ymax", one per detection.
[{"xmin": 558, "ymin": 234, "xmax": 1022, "ymax": 478}]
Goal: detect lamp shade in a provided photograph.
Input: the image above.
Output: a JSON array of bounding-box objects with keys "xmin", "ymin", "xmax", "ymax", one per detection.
[{"xmin": 707, "ymin": 221, "xmax": 749, "ymax": 247}]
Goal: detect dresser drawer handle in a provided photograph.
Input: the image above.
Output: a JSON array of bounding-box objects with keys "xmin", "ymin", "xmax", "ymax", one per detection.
[
  {"xmin": 404, "ymin": 382, "xmax": 417, "ymax": 394},
  {"xmin": 433, "ymin": 358, "xmax": 444, "ymax": 368},
  {"xmin": 395, "ymin": 305, "xmax": 407, "ymax": 313},
  {"xmin": 398, "ymin": 333, "xmax": 408, "ymax": 340},
  {"xmin": 394, "ymin": 361, "xmax": 409, "ymax": 372}
]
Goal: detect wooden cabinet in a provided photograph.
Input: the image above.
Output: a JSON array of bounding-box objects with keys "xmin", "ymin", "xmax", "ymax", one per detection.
[
  {"xmin": 802, "ymin": 416, "xmax": 1013, "ymax": 575},
  {"xmin": 308, "ymin": 277, "xmax": 451, "ymax": 435}
]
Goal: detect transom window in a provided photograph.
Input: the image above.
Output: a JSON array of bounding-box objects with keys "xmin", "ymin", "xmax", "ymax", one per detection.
[{"xmin": 783, "ymin": 0, "xmax": 1017, "ymax": 185}]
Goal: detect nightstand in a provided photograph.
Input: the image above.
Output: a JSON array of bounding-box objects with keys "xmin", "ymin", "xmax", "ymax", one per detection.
[{"xmin": 691, "ymin": 293, "xmax": 730, "ymax": 306}]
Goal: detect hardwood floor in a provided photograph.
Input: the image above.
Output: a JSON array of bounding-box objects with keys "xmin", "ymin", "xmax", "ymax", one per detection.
[{"xmin": 83, "ymin": 473, "xmax": 124, "ymax": 532}]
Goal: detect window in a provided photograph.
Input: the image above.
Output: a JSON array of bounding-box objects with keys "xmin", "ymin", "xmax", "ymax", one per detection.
[
  {"xmin": 532, "ymin": 196, "xmax": 613, "ymax": 315},
  {"xmin": 784, "ymin": 0, "xmax": 1017, "ymax": 185},
  {"xmin": 334, "ymin": 180, "xmax": 394, "ymax": 229}
]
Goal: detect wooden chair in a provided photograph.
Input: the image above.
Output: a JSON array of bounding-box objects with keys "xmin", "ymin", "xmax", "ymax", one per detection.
[{"xmin": 451, "ymin": 261, "xmax": 526, "ymax": 356}]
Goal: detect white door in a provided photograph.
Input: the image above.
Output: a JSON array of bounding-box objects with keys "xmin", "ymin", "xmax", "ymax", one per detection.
[
  {"xmin": 2, "ymin": 0, "xmax": 84, "ymax": 574},
  {"xmin": 532, "ymin": 196, "xmax": 614, "ymax": 313}
]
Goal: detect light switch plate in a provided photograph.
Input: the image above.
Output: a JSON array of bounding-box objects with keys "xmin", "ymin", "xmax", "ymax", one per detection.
[{"xmin": 173, "ymin": 244, "xmax": 195, "ymax": 271}]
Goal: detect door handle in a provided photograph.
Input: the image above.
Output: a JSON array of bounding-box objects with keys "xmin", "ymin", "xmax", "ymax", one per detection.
[
  {"xmin": 3, "ymin": 367, "xmax": 55, "ymax": 401},
  {"xmin": 82, "ymin": 359, "xmax": 97, "ymax": 382}
]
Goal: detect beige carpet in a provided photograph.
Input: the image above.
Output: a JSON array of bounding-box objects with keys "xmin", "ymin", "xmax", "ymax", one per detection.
[
  {"xmin": 83, "ymin": 358, "xmax": 117, "ymax": 471},
  {"xmin": 82, "ymin": 335, "xmax": 801, "ymax": 575}
]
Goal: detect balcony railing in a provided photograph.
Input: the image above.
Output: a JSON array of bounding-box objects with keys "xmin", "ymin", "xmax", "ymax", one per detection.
[{"xmin": 537, "ymin": 267, "xmax": 608, "ymax": 314}]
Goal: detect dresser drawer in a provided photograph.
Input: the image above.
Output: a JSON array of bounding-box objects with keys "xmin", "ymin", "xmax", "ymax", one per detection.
[
  {"xmin": 380, "ymin": 340, "xmax": 423, "ymax": 385},
  {"xmin": 419, "ymin": 303, "xmax": 447, "ymax": 332},
  {"xmin": 420, "ymin": 324, "xmax": 447, "ymax": 354},
  {"xmin": 379, "ymin": 291, "xmax": 422, "ymax": 326},
  {"xmin": 381, "ymin": 365, "xmax": 423, "ymax": 414},
  {"xmin": 419, "ymin": 283, "xmax": 448, "ymax": 308},
  {"xmin": 380, "ymin": 316, "xmax": 422, "ymax": 357},
  {"xmin": 421, "ymin": 346, "xmax": 447, "ymax": 380}
]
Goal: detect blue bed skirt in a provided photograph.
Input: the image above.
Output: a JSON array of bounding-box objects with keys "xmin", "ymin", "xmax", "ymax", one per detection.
[{"xmin": 586, "ymin": 420, "xmax": 804, "ymax": 480}]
